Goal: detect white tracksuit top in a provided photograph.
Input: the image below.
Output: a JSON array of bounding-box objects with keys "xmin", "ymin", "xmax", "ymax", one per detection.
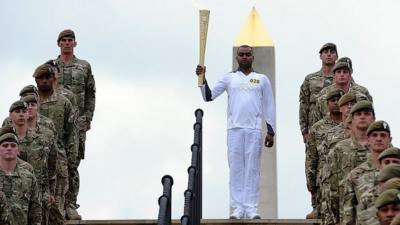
[{"xmin": 200, "ymin": 70, "xmax": 276, "ymax": 133}]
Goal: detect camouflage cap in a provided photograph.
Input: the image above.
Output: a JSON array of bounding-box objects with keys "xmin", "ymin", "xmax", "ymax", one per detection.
[
  {"xmin": 326, "ymin": 88, "xmax": 344, "ymax": 101},
  {"xmin": 351, "ymin": 100, "xmax": 374, "ymax": 115},
  {"xmin": 375, "ymin": 188, "xmax": 400, "ymax": 209},
  {"xmin": 336, "ymin": 57, "xmax": 353, "ymax": 71},
  {"xmin": 381, "ymin": 177, "xmax": 400, "ymax": 192},
  {"xmin": 20, "ymin": 95, "xmax": 37, "ymax": 103},
  {"xmin": 378, "ymin": 164, "xmax": 400, "ymax": 182},
  {"xmin": 333, "ymin": 61, "xmax": 353, "ymax": 73},
  {"xmin": 0, "ymin": 132, "xmax": 19, "ymax": 144},
  {"xmin": 378, "ymin": 147, "xmax": 400, "ymax": 161},
  {"xmin": 57, "ymin": 29, "xmax": 75, "ymax": 42},
  {"xmin": 367, "ymin": 120, "xmax": 391, "ymax": 136},
  {"xmin": 319, "ymin": 42, "xmax": 337, "ymax": 54},
  {"xmin": 338, "ymin": 92, "xmax": 356, "ymax": 107},
  {"xmin": 33, "ymin": 64, "xmax": 54, "ymax": 78},
  {"xmin": 19, "ymin": 84, "xmax": 38, "ymax": 97},
  {"xmin": 9, "ymin": 100, "xmax": 27, "ymax": 112}
]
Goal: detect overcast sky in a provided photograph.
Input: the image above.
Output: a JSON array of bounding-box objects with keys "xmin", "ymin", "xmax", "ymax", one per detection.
[{"xmin": 1, "ymin": 0, "xmax": 400, "ymax": 220}]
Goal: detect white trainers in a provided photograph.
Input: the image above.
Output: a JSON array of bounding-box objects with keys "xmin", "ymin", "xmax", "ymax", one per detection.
[
  {"xmin": 246, "ymin": 212, "xmax": 261, "ymax": 220},
  {"xmin": 229, "ymin": 210, "xmax": 244, "ymax": 219}
]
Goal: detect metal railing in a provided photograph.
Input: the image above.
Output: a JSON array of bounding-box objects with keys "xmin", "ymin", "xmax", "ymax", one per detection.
[
  {"xmin": 181, "ymin": 109, "xmax": 204, "ymax": 225},
  {"xmin": 157, "ymin": 175, "xmax": 174, "ymax": 225}
]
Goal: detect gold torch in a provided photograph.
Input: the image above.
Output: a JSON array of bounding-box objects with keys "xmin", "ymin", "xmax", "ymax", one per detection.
[{"xmin": 198, "ymin": 9, "xmax": 210, "ymax": 86}]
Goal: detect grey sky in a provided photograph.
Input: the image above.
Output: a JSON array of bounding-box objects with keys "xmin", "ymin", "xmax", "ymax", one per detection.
[{"xmin": 1, "ymin": 0, "xmax": 400, "ymax": 220}]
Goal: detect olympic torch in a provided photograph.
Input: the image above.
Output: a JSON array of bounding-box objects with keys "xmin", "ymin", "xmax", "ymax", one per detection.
[{"xmin": 198, "ymin": 9, "xmax": 210, "ymax": 86}]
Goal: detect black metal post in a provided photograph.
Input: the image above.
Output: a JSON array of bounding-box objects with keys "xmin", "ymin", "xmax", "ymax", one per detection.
[{"xmin": 158, "ymin": 175, "xmax": 173, "ymax": 225}]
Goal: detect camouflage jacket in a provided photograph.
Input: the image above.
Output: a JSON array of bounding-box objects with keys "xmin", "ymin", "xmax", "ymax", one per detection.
[
  {"xmin": 306, "ymin": 116, "xmax": 339, "ymax": 190},
  {"xmin": 319, "ymin": 123, "xmax": 350, "ymax": 187},
  {"xmin": 39, "ymin": 91, "xmax": 77, "ymax": 164},
  {"xmin": 0, "ymin": 164, "xmax": 42, "ymax": 225},
  {"xmin": 18, "ymin": 126, "xmax": 58, "ymax": 200},
  {"xmin": 327, "ymin": 137, "xmax": 370, "ymax": 224},
  {"xmin": 342, "ymin": 158, "xmax": 379, "ymax": 225},
  {"xmin": 299, "ymin": 70, "xmax": 333, "ymax": 134},
  {"xmin": 314, "ymin": 83, "xmax": 373, "ymax": 123},
  {"xmin": 0, "ymin": 191, "xmax": 10, "ymax": 224},
  {"xmin": 56, "ymin": 55, "xmax": 96, "ymax": 127}
]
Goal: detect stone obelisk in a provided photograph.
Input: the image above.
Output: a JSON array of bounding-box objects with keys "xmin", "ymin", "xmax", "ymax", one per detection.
[{"xmin": 233, "ymin": 7, "xmax": 277, "ymax": 219}]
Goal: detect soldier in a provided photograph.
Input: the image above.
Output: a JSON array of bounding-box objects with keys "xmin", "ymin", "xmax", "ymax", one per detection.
[
  {"xmin": 326, "ymin": 100, "xmax": 375, "ymax": 224},
  {"xmin": 33, "ymin": 63, "xmax": 76, "ymax": 219},
  {"xmin": 342, "ymin": 121, "xmax": 392, "ymax": 225},
  {"xmin": 9, "ymin": 98, "xmax": 59, "ymax": 225},
  {"xmin": 54, "ymin": 29, "xmax": 96, "ymax": 220},
  {"xmin": 314, "ymin": 58, "xmax": 372, "ymax": 123},
  {"xmin": 379, "ymin": 147, "xmax": 400, "ymax": 168},
  {"xmin": 319, "ymin": 93, "xmax": 356, "ymax": 225},
  {"xmin": 22, "ymin": 95, "xmax": 62, "ymax": 225},
  {"xmin": 305, "ymin": 88, "xmax": 343, "ymax": 219},
  {"xmin": 375, "ymin": 189, "xmax": 400, "ymax": 225},
  {"xmin": 0, "ymin": 127, "xmax": 42, "ymax": 225},
  {"xmin": 299, "ymin": 43, "xmax": 337, "ymax": 144}
]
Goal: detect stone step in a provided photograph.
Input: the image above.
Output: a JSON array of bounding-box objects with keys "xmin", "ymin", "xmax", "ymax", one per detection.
[{"xmin": 66, "ymin": 219, "xmax": 320, "ymax": 225}]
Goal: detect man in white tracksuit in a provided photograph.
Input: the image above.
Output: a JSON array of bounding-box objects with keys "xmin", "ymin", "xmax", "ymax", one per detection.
[{"xmin": 195, "ymin": 45, "xmax": 276, "ymax": 219}]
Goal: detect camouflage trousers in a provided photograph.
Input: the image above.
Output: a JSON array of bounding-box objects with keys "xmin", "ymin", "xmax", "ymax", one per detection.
[
  {"xmin": 319, "ymin": 165, "xmax": 339, "ymax": 225},
  {"xmin": 55, "ymin": 149, "xmax": 69, "ymax": 216},
  {"xmin": 66, "ymin": 131, "xmax": 86, "ymax": 209}
]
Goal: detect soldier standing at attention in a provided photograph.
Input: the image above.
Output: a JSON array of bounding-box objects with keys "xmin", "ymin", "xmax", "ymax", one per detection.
[
  {"xmin": 0, "ymin": 127, "xmax": 42, "ymax": 225},
  {"xmin": 342, "ymin": 121, "xmax": 392, "ymax": 225},
  {"xmin": 195, "ymin": 45, "xmax": 276, "ymax": 219},
  {"xmin": 33, "ymin": 63, "xmax": 76, "ymax": 220},
  {"xmin": 55, "ymin": 29, "xmax": 96, "ymax": 220},
  {"xmin": 327, "ymin": 101, "xmax": 376, "ymax": 224},
  {"xmin": 299, "ymin": 43, "xmax": 337, "ymax": 143},
  {"xmin": 299, "ymin": 43, "xmax": 337, "ymax": 219},
  {"xmin": 305, "ymin": 88, "xmax": 342, "ymax": 219}
]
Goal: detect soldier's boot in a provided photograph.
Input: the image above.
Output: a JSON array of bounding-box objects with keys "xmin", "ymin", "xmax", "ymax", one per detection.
[
  {"xmin": 66, "ymin": 207, "xmax": 81, "ymax": 220},
  {"xmin": 305, "ymin": 208, "xmax": 318, "ymax": 219}
]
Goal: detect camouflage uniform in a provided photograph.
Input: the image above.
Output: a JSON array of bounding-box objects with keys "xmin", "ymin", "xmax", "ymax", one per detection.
[
  {"xmin": 305, "ymin": 116, "xmax": 339, "ymax": 213},
  {"xmin": 317, "ymin": 84, "xmax": 372, "ymax": 121},
  {"xmin": 0, "ymin": 163, "xmax": 42, "ymax": 225},
  {"xmin": 0, "ymin": 190, "xmax": 11, "ymax": 224},
  {"xmin": 326, "ymin": 137, "xmax": 370, "ymax": 224},
  {"xmin": 39, "ymin": 91, "xmax": 76, "ymax": 216},
  {"xmin": 299, "ymin": 70, "xmax": 333, "ymax": 135},
  {"xmin": 319, "ymin": 123, "xmax": 350, "ymax": 224},
  {"xmin": 18, "ymin": 126, "xmax": 58, "ymax": 225},
  {"xmin": 55, "ymin": 55, "xmax": 95, "ymax": 210},
  {"xmin": 342, "ymin": 159, "xmax": 380, "ymax": 225},
  {"xmin": 314, "ymin": 84, "xmax": 372, "ymax": 123}
]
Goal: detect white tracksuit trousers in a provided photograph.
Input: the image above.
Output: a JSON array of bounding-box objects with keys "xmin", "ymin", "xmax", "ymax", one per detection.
[{"xmin": 227, "ymin": 128, "xmax": 262, "ymax": 214}]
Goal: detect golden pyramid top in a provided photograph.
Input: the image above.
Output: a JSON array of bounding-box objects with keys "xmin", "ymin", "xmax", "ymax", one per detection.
[{"xmin": 234, "ymin": 7, "xmax": 273, "ymax": 47}]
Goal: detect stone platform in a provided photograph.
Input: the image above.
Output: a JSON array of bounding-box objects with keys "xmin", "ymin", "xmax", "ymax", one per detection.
[{"xmin": 66, "ymin": 219, "xmax": 320, "ymax": 225}]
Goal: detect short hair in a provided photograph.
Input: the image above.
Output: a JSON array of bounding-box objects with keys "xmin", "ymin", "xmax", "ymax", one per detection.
[{"xmin": 237, "ymin": 45, "xmax": 253, "ymax": 54}]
